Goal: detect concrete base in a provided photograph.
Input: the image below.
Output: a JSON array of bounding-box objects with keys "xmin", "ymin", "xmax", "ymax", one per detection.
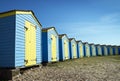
[{"xmin": 0, "ymin": 68, "xmax": 20, "ymax": 80}]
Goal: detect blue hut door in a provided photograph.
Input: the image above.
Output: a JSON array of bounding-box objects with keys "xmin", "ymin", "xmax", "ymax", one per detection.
[
  {"xmin": 51, "ymin": 34, "xmax": 57, "ymax": 62},
  {"xmin": 25, "ymin": 21, "xmax": 36, "ymax": 66}
]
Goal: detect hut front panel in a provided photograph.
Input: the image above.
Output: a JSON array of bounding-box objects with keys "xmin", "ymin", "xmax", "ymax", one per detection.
[
  {"xmin": 15, "ymin": 14, "xmax": 42, "ymax": 67},
  {"xmin": 71, "ymin": 40, "xmax": 77, "ymax": 58},
  {"xmin": 51, "ymin": 34, "xmax": 57, "ymax": 61},
  {"xmin": 104, "ymin": 46, "xmax": 108, "ymax": 56},
  {"xmin": 79, "ymin": 43, "xmax": 84, "ymax": 58},
  {"xmin": 25, "ymin": 21, "xmax": 36, "ymax": 66},
  {"xmin": 110, "ymin": 47, "xmax": 113, "ymax": 55},
  {"xmin": 91, "ymin": 45, "xmax": 96, "ymax": 56},
  {"xmin": 62, "ymin": 36, "xmax": 69, "ymax": 60},
  {"xmin": 115, "ymin": 47, "xmax": 118, "ymax": 55},
  {"xmin": 64, "ymin": 40, "xmax": 69, "ymax": 59},
  {"xmin": 85, "ymin": 44, "xmax": 90, "ymax": 57},
  {"xmin": 0, "ymin": 15, "xmax": 15, "ymax": 67},
  {"xmin": 48, "ymin": 29, "xmax": 59, "ymax": 62},
  {"xmin": 98, "ymin": 46, "xmax": 102, "ymax": 55}
]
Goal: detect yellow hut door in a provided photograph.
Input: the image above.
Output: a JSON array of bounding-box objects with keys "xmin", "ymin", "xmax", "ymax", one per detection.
[
  {"xmin": 51, "ymin": 34, "xmax": 57, "ymax": 62},
  {"xmin": 72, "ymin": 44, "xmax": 76, "ymax": 58},
  {"xmin": 64, "ymin": 40, "xmax": 68, "ymax": 59},
  {"xmin": 86, "ymin": 46, "xmax": 88, "ymax": 57},
  {"xmin": 80, "ymin": 45, "xmax": 83, "ymax": 58},
  {"xmin": 25, "ymin": 21, "xmax": 36, "ymax": 66},
  {"xmin": 74, "ymin": 44, "xmax": 77, "ymax": 58}
]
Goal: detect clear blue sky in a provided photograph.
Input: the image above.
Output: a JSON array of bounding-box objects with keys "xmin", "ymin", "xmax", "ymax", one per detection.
[{"xmin": 0, "ymin": 0, "xmax": 120, "ymax": 45}]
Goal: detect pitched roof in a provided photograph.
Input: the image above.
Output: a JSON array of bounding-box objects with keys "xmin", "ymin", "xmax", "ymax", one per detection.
[
  {"xmin": 0, "ymin": 10, "xmax": 42, "ymax": 27},
  {"xmin": 69, "ymin": 38, "xmax": 76, "ymax": 41},
  {"xmin": 59, "ymin": 34, "xmax": 69, "ymax": 39},
  {"xmin": 42, "ymin": 27, "xmax": 59, "ymax": 35}
]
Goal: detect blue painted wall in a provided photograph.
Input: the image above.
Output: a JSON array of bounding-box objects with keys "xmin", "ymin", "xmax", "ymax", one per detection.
[
  {"xmin": 112, "ymin": 47, "xmax": 115, "ymax": 55},
  {"xmin": 69, "ymin": 42, "xmax": 72, "ymax": 59},
  {"xmin": 42, "ymin": 32, "xmax": 48, "ymax": 62},
  {"xmin": 77, "ymin": 43, "xmax": 80, "ymax": 58},
  {"xmin": 0, "ymin": 15, "xmax": 15, "ymax": 67},
  {"xmin": 118, "ymin": 47, "xmax": 120, "ymax": 55},
  {"xmin": 95, "ymin": 46, "xmax": 98, "ymax": 56},
  {"xmin": 107, "ymin": 46, "xmax": 110, "ymax": 55},
  {"xmin": 101, "ymin": 46, "xmax": 104, "ymax": 56},
  {"xmin": 90, "ymin": 45, "xmax": 92, "ymax": 56},
  {"xmin": 59, "ymin": 38, "xmax": 63, "ymax": 60},
  {"xmin": 83, "ymin": 44, "xmax": 86, "ymax": 57}
]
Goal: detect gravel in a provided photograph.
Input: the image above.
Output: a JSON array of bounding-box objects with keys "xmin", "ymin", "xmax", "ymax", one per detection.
[{"xmin": 13, "ymin": 55, "xmax": 120, "ymax": 81}]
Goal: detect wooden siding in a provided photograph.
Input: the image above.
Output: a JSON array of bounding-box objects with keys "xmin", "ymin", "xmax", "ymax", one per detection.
[
  {"xmin": 42, "ymin": 28, "xmax": 59, "ymax": 62},
  {"xmin": 15, "ymin": 14, "xmax": 42, "ymax": 67},
  {"xmin": 59, "ymin": 36, "xmax": 69, "ymax": 61},
  {"xmin": 0, "ymin": 15, "xmax": 15, "ymax": 67},
  {"xmin": 69, "ymin": 39, "xmax": 77, "ymax": 59}
]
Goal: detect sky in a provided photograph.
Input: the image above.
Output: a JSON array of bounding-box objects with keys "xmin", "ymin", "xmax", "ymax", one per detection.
[{"xmin": 0, "ymin": 0, "xmax": 120, "ymax": 45}]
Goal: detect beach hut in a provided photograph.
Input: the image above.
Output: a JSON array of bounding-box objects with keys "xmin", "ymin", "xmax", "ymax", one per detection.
[
  {"xmin": 0, "ymin": 10, "xmax": 42, "ymax": 68},
  {"xmin": 83, "ymin": 42, "xmax": 90, "ymax": 57},
  {"xmin": 106, "ymin": 45, "xmax": 111, "ymax": 55},
  {"xmin": 42, "ymin": 27, "xmax": 59, "ymax": 62},
  {"xmin": 112, "ymin": 46, "xmax": 116, "ymax": 55},
  {"xmin": 69, "ymin": 38, "xmax": 77, "ymax": 59},
  {"xmin": 95, "ymin": 44, "xmax": 102, "ymax": 56},
  {"xmin": 118, "ymin": 46, "xmax": 120, "ymax": 55},
  {"xmin": 101, "ymin": 45, "xmax": 108, "ymax": 56},
  {"xmin": 114, "ymin": 46, "xmax": 119, "ymax": 55},
  {"xmin": 112, "ymin": 45, "xmax": 118, "ymax": 55},
  {"xmin": 77, "ymin": 40, "xmax": 84, "ymax": 58},
  {"xmin": 110, "ymin": 45, "xmax": 113, "ymax": 55},
  {"xmin": 89, "ymin": 43, "xmax": 96, "ymax": 56},
  {"xmin": 59, "ymin": 34, "xmax": 69, "ymax": 61},
  {"xmin": 108, "ymin": 45, "xmax": 113, "ymax": 55}
]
